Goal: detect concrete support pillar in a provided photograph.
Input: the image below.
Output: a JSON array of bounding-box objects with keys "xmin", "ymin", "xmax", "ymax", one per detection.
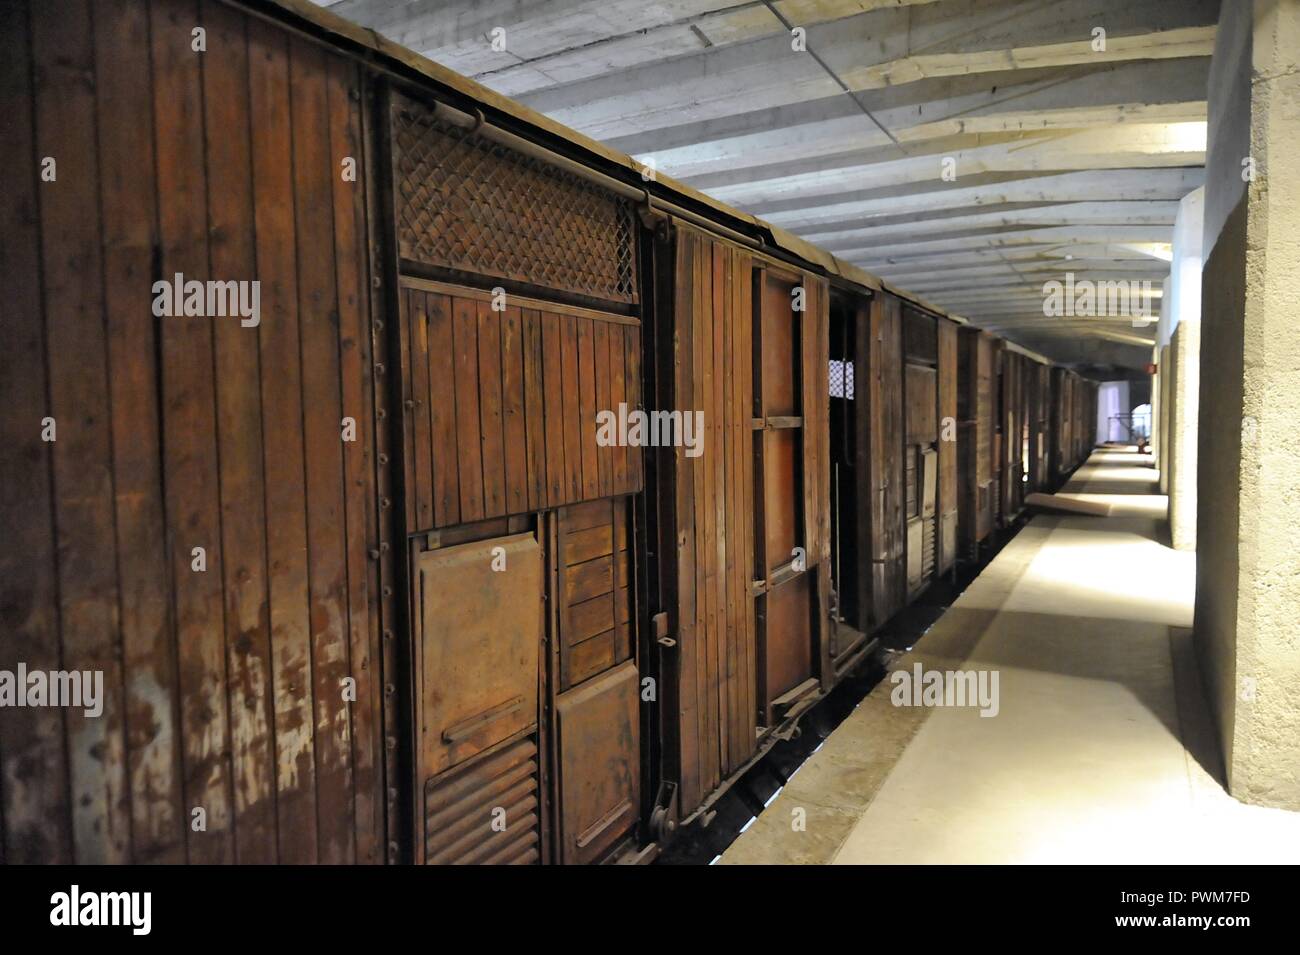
[
  {"xmin": 1168, "ymin": 320, "xmax": 1200, "ymax": 551},
  {"xmin": 1149, "ymin": 346, "xmax": 1160, "ymax": 458},
  {"xmin": 1157, "ymin": 342, "xmax": 1171, "ymax": 493},
  {"xmin": 1168, "ymin": 188, "xmax": 1204, "ymax": 552},
  {"xmin": 1195, "ymin": 0, "xmax": 1300, "ymax": 811}
]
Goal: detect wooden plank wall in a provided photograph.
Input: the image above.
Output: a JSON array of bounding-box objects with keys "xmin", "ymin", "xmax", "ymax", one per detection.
[
  {"xmin": 557, "ymin": 498, "xmax": 634, "ymax": 691},
  {"xmin": 671, "ymin": 226, "xmax": 756, "ymax": 814},
  {"xmin": 398, "ymin": 282, "xmax": 642, "ymax": 533},
  {"xmin": 0, "ymin": 0, "xmax": 386, "ymax": 863}
]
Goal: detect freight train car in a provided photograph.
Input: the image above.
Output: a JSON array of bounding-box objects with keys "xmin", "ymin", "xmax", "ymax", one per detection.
[
  {"xmin": 1050, "ymin": 368, "xmax": 1100, "ymax": 487},
  {"xmin": 0, "ymin": 0, "xmax": 1100, "ymax": 865}
]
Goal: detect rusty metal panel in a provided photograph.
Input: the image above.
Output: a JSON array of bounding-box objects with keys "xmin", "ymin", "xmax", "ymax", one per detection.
[
  {"xmin": 556, "ymin": 661, "xmax": 640, "ymax": 864},
  {"xmin": 416, "ymin": 533, "xmax": 542, "ymax": 779}
]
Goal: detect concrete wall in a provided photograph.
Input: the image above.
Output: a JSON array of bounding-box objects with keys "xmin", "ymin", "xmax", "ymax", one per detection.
[
  {"xmin": 1195, "ymin": 0, "xmax": 1300, "ymax": 810},
  {"xmin": 1164, "ymin": 343, "xmax": 1175, "ymax": 493},
  {"xmin": 1096, "ymin": 380, "xmax": 1130, "ymax": 443},
  {"xmin": 1168, "ymin": 189, "xmax": 1204, "ymax": 551},
  {"xmin": 1168, "ymin": 318, "xmax": 1200, "ymax": 551}
]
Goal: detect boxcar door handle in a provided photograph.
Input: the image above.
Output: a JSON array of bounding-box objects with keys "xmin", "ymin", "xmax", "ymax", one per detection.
[
  {"xmin": 576, "ymin": 799, "xmax": 633, "ymax": 849},
  {"xmin": 442, "ymin": 696, "xmax": 525, "ymax": 743}
]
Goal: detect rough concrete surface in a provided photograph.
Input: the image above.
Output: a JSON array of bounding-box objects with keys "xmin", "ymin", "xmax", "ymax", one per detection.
[{"xmin": 724, "ymin": 449, "xmax": 1300, "ymax": 864}]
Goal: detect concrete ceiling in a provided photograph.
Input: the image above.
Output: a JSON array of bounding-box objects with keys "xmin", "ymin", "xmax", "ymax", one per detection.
[{"xmin": 316, "ymin": 0, "xmax": 1218, "ymax": 372}]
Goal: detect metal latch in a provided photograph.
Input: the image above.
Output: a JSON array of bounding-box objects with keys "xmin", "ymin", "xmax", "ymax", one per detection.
[{"xmin": 652, "ymin": 611, "xmax": 675, "ymax": 648}]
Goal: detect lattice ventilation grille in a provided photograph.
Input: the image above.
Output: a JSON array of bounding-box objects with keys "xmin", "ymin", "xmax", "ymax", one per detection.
[
  {"xmin": 829, "ymin": 358, "xmax": 854, "ymax": 399},
  {"xmin": 392, "ymin": 95, "xmax": 637, "ymax": 304}
]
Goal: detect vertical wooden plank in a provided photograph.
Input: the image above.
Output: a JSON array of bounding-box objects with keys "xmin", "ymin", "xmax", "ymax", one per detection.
[
  {"xmin": 811, "ymin": 279, "xmax": 832, "ymax": 688},
  {"xmin": 426, "ymin": 293, "xmax": 459, "ymax": 527},
  {"xmin": 577, "ymin": 318, "xmax": 600, "ymax": 500},
  {"xmin": 690, "ymin": 234, "xmax": 707, "ymax": 785},
  {"xmin": 33, "ymin": 0, "xmax": 132, "ymax": 866},
  {"xmin": 201, "ymin": 0, "xmax": 275, "ymax": 864},
  {"xmin": 407, "ymin": 290, "xmax": 434, "ymax": 530},
  {"xmin": 247, "ymin": 14, "xmax": 317, "ymax": 863},
  {"xmin": 397, "ymin": 284, "xmax": 417, "ymax": 533},
  {"xmin": 608, "ymin": 316, "xmax": 628, "ymax": 495},
  {"xmin": 801, "ymin": 275, "xmax": 818, "ymax": 570},
  {"xmin": 710, "ymin": 240, "xmax": 727, "ymax": 775},
  {"xmin": 90, "ymin": 0, "xmax": 185, "ymax": 863},
  {"xmin": 625, "ymin": 325, "xmax": 642, "ymax": 492},
  {"xmin": 673, "ymin": 232, "xmax": 700, "ymax": 813},
  {"xmin": 561, "ymin": 314, "xmax": 583, "ymax": 503},
  {"xmin": 698, "ymin": 235, "xmax": 718, "ymax": 793},
  {"xmin": 937, "ymin": 319, "xmax": 958, "ymax": 573},
  {"xmin": 887, "ymin": 298, "xmax": 905, "ymax": 613},
  {"xmin": 541, "ymin": 311, "xmax": 566, "ymax": 507},
  {"xmin": 0, "ymin": 0, "xmax": 73, "ymax": 864},
  {"xmin": 822, "ymin": 283, "xmax": 832, "ymax": 562},
  {"xmin": 501, "ymin": 305, "xmax": 527, "ymax": 515},
  {"xmin": 452, "ymin": 296, "xmax": 485, "ymax": 522},
  {"xmin": 609, "ymin": 499, "xmax": 625, "ymax": 674},
  {"xmin": 477, "ymin": 299, "xmax": 506, "ymax": 519},
  {"xmin": 150, "ymin": 0, "xmax": 234, "ymax": 864},
  {"xmin": 593, "ymin": 321, "xmax": 613, "ymax": 498},
  {"xmin": 738, "ymin": 251, "xmax": 756, "ymax": 759},
  {"xmin": 722, "ymin": 246, "xmax": 740, "ymax": 773},
  {"xmin": 289, "ymin": 34, "xmax": 354, "ymax": 864},
  {"xmin": 326, "ymin": 50, "xmax": 381, "ymax": 863},
  {"xmin": 867, "ymin": 297, "xmax": 884, "ymax": 625},
  {"xmin": 521, "ymin": 308, "xmax": 546, "ymax": 511}
]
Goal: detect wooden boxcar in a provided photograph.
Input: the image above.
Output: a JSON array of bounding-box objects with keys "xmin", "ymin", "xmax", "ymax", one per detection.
[{"xmin": 0, "ymin": 0, "xmax": 1100, "ymax": 864}]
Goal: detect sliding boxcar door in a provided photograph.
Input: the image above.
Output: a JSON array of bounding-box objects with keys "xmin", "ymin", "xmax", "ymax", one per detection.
[
  {"xmin": 865, "ymin": 294, "xmax": 905, "ymax": 626},
  {"xmin": 754, "ymin": 266, "xmax": 816, "ymax": 723},
  {"xmin": 937, "ymin": 320, "xmax": 959, "ymax": 574},
  {"xmin": 414, "ymin": 533, "xmax": 543, "ymax": 864},
  {"xmin": 669, "ymin": 227, "xmax": 758, "ymax": 815},
  {"xmin": 902, "ymin": 309, "xmax": 940, "ymax": 598}
]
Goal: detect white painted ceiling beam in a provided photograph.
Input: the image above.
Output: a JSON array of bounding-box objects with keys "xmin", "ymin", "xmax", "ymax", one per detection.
[
  {"xmin": 512, "ymin": 0, "xmax": 1218, "ymax": 140},
  {"xmin": 754, "ymin": 167, "xmax": 1204, "ymax": 230},
  {"xmin": 610, "ymin": 57, "xmax": 1208, "ymax": 181}
]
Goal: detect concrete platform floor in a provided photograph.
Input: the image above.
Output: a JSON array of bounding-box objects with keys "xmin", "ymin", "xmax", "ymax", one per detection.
[{"xmin": 722, "ymin": 448, "xmax": 1300, "ymax": 864}]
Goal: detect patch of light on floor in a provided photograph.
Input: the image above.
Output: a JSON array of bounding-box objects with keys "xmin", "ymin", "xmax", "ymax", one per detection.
[
  {"xmin": 1018, "ymin": 521, "xmax": 1194, "ymax": 626},
  {"xmin": 764, "ymin": 786, "xmax": 784, "ymax": 808}
]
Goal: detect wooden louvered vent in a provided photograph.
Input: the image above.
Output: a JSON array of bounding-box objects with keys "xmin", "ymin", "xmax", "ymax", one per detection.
[
  {"xmin": 391, "ymin": 93, "xmax": 637, "ymax": 305},
  {"xmin": 424, "ymin": 736, "xmax": 541, "ymax": 865}
]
